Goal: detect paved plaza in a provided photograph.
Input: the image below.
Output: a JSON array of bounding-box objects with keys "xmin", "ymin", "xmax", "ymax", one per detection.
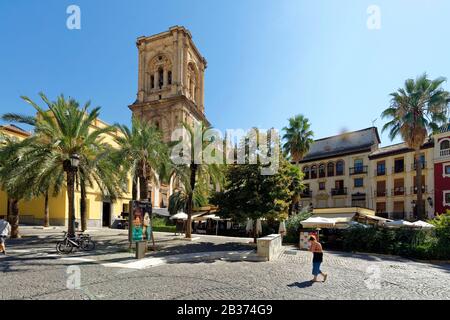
[{"xmin": 1, "ymin": 227, "xmax": 450, "ymax": 300}]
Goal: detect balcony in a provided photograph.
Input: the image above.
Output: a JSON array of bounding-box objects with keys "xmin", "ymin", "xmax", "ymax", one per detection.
[
  {"xmin": 375, "ymin": 190, "xmax": 387, "ymax": 197},
  {"xmin": 331, "ymin": 187, "xmax": 347, "ymax": 196},
  {"xmin": 411, "ymin": 162, "xmax": 426, "ymax": 170},
  {"xmin": 349, "ymin": 166, "xmax": 368, "ymax": 175},
  {"xmin": 300, "ymin": 190, "xmax": 312, "ymax": 198},
  {"xmin": 411, "ymin": 185, "xmax": 427, "ymax": 194},
  {"xmin": 440, "ymin": 149, "xmax": 450, "ymax": 157},
  {"xmin": 391, "ymin": 212, "xmax": 405, "ymax": 220},
  {"xmin": 391, "ymin": 187, "xmax": 405, "ymax": 196}
]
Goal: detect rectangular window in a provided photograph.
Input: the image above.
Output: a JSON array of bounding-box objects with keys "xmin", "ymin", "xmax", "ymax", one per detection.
[
  {"xmin": 354, "ymin": 178, "xmax": 364, "ymax": 188},
  {"xmin": 444, "ymin": 192, "xmax": 450, "ymax": 206},
  {"xmin": 444, "ymin": 164, "xmax": 450, "ymax": 177},
  {"xmin": 377, "ymin": 161, "xmax": 386, "ymax": 175},
  {"xmin": 394, "ymin": 158, "xmax": 404, "ymax": 173},
  {"xmin": 319, "ymin": 182, "xmax": 325, "ymax": 190}
]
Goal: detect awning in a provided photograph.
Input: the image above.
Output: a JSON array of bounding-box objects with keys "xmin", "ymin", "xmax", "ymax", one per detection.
[
  {"xmin": 300, "ymin": 217, "xmax": 337, "ymax": 228},
  {"xmin": 384, "ymin": 220, "xmax": 415, "ymax": 228},
  {"xmin": 153, "ymin": 208, "xmax": 170, "ymax": 217},
  {"xmin": 411, "ymin": 220, "xmax": 435, "ymax": 229}
]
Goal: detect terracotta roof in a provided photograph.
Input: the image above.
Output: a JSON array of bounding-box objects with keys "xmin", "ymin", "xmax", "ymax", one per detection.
[
  {"xmin": 300, "ymin": 127, "xmax": 380, "ymax": 163},
  {"xmin": 0, "ymin": 124, "xmax": 31, "ymax": 137},
  {"xmin": 368, "ymin": 139, "xmax": 433, "ymax": 159}
]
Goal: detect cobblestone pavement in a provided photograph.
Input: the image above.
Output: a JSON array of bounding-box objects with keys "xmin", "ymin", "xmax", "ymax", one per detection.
[{"xmin": 1, "ymin": 227, "xmax": 450, "ymax": 300}]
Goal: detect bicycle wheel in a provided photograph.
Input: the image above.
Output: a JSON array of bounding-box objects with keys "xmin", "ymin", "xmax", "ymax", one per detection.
[
  {"xmin": 56, "ymin": 240, "xmax": 73, "ymax": 254},
  {"xmin": 81, "ymin": 239, "xmax": 96, "ymax": 251}
]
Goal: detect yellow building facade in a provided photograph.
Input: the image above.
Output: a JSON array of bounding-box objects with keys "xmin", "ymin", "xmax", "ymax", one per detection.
[{"xmin": 0, "ymin": 120, "xmax": 133, "ymax": 228}]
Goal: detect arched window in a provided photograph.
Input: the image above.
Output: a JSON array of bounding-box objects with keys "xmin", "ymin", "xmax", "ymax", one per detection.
[
  {"xmin": 168, "ymin": 71, "xmax": 172, "ymax": 85},
  {"xmin": 158, "ymin": 68, "xmax": 164, "ymax": 89},
  {"xmin": 319, "ymin": 164, "xmax": 326, "ymax": 178},
  {"xmin": 311, "ymin": 165, "xmax": 317, "ymax": 179},
  {"xmin": 327, "ymin": 162, "xmax": 335, "ymax": 177},
  {"xmin": 336, "ymin": 160, "xmax": 345, "ymax": 176},
  {"xmin": 151, "ymin": 75, "xmax": 155, "ymax": 89},
  {"xmin": 303, "ymin": 166, "xmax": 310, "ymax": 180},
  {"xmin": 441, "ymin": 140, "xmax": 450, "ymax": 150}
]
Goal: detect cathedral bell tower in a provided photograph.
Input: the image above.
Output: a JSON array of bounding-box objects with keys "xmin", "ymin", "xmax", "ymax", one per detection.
[{"xmin": 129, "ymin": 26, "xmax": 209, "ymax": 142}]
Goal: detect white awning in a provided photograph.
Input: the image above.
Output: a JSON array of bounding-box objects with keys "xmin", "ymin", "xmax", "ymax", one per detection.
[
  {"xmin": 411, "ymin": 220, "xmax": 435, "ymax": 229},
  {"xmin": 384, "ymin": 220, "xmax": 415, "ymax": 228}
]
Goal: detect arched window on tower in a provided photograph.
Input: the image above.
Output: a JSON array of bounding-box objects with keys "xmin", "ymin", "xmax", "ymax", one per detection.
[
  {"xmin": 151, "ymin": 75, "xmax": 155, "ymax": 89},
  {"xmin": 168, "ymin": 71, "xmax": 172, "ymax": 85},
  {"xmin": 158, "ymin": 68, "xmax": 164, "ymax": 89}
]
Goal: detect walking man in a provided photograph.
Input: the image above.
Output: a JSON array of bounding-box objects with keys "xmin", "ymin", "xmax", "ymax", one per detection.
[
  {"xmin": 309, "ymin": 235, "xmax": 328, "ymax": 282},
  {"xmin": 0, "ymin": 215, "xmax": 11, "ymax": 255}
]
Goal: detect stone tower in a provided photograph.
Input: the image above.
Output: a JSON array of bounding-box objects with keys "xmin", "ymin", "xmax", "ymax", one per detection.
[
  {"xmin": 129, "ymin": 26, "xmax": 209, "ymax": 142},
  {"xmin": 129, "ymin": 26, "xmax": 209, "ymax": 208}
]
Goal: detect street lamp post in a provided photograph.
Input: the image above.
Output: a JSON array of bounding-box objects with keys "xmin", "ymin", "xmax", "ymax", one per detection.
[{"xmin": 65, "ymin": 154, "xmax": 80, "ymax": 237}]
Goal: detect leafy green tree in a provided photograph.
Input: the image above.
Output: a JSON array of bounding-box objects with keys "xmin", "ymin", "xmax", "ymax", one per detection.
[
  {"xmin": 381, "ymin": 74, "xmax": 450, "ymax": 220},
  {"xmin": 211, "ymin": 156, "xmax": 301, "ymax": 243}
]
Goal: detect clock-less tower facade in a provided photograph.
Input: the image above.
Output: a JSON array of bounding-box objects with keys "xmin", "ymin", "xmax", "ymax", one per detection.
[{"xmin": 129, "ymin": 26, "xmax": 210, "ymax": 207}]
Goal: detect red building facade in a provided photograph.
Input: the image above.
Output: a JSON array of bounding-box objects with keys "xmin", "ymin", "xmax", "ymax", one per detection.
[{"xmin": 433, "ymin": 124, "xmax": 450, "ymax": 215}]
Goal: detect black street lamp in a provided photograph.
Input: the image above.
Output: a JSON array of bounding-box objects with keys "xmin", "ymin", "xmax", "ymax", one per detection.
[{"xmin": 66, "ymin": 154, "xmax": 80, "ymax": 236}]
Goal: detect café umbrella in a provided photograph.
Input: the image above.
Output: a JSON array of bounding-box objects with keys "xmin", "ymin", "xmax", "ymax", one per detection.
[
  {"xmin": 411, "ymin": 220, "xmax": 435, "ymax": 229},
  {"xmin": 170, "ymin": 212, "xmax": 188, "ymax": 220}
]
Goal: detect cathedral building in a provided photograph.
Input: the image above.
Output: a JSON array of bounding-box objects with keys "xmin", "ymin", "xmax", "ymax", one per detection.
[{"xmin": 129, "ymin": 26, "xmax": 210, "ymax": 208}]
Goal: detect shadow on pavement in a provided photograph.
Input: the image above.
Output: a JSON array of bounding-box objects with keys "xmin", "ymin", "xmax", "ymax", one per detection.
[{"xmin": 287, "ymin": 281, "xmax": 314, "ymax": 288}]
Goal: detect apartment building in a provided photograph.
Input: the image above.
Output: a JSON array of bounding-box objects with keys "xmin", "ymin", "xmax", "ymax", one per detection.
[{"xmin": 299, "ymin": 126, "xmax": 446, "ymax": 220}]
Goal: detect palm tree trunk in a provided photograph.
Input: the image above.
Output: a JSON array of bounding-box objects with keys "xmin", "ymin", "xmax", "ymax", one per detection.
[
  {"xmin": 44, "ymin": 191, "xmax": 50, "ymax": 227},
  {"xmin": 67, "ymin": 170, "xmax": 76, "ymax": 236},
  {"xmin": 185, "ymin": 163, "xmax": 197, "ymax": 239},
  {"xmin": 139, "ymin": 175, "xmax": 148, "ymax": 201},
  {"xmin": 132, "ymin": 176, "xmax": 138, "ymax": 201},
  {"xmin": 415, "ymin": 149, "xmax": 424, "ymax": 220},
  {"xmin": 80, "ymin": 180, "xmax": 87, "ymax": 231},
  {"xmin": 9, "ymin": 198, "xmax": 20, "ymax": 238}
]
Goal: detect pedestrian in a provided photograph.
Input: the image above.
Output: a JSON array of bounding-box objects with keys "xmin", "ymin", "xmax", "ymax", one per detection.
[
  {"xmin": 309, "ymin": 235, "xmax": 327, "ymax": 282},
  {"xmin": 0, "ymin": 215, "xmax": 11, "ymax": 255}
]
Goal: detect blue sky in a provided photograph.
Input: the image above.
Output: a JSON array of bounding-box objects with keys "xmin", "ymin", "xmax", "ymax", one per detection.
[{"xmin": 1, "ymin": 0, "xmax": 450, "ymax": 146}]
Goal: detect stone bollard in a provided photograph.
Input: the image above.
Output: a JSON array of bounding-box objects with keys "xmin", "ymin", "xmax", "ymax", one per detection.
[{"xmin": 257, "ymin": 234, "xmax": 282, "ymax": 261}]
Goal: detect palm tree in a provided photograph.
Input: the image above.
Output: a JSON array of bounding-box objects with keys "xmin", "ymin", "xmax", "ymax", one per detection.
[
  {"xmin": 0, "ymin": 133, "xmax": 31, "ymax": 238},
  {"xmin": 169, "ymin": 122, "xmax": 224, "ymax": 238},
  {"xmin": 282, "ymin": 114, "xmax": 314, "ymax": 164},
  {"xmin": 282, "ymin": 114, "xmax": 314, "ymax": 214},
  {"xmin": 5, "ymin": 93, "xmax": 121, "ymax": 236},
  {"xmin": 382, "ymin": 73, "xmax": 450, "ymax": 220},
  {"xmin": 113, "ymin": 116, "xmax": 170, "ymax": 203}
]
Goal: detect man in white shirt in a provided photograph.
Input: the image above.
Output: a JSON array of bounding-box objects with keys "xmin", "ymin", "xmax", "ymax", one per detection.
[{"xmin": 0, "ymin": 215, "xmax": 11, "ymax": 255}]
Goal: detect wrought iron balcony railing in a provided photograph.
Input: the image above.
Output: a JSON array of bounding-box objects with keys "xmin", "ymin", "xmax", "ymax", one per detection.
[
  {"xmin": 331, "ymin": 187, "xmax": 347, "ymax": 196},
  {"xmin": 391, "ymin": 187, "xmax": 405, "ymax": 196},
  {"xmin": 349, "ymin": 166, "xmax": 368, "ymax": 175}
]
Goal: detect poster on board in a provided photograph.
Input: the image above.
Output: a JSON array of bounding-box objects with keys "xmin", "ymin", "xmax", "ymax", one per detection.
[{"xmin": 128, "ymin": 200, "xmax": 155, "ymax": 248}]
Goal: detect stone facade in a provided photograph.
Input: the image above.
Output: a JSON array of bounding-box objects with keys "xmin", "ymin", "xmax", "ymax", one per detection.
[
  {"xmin": 129, "ymin": 26, "xmax": 209, "ymax": 142},
  {"xmin": 129, "ymin": 26, "xmax": 210, "ymax": 208}
]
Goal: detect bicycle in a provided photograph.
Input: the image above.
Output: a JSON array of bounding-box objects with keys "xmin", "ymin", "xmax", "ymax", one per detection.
[{"xmin": 56, "ymin": 231, "xmax": 96, "ymax": 254}]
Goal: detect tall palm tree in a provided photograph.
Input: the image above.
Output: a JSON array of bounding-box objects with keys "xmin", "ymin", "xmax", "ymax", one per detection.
[
  {"xmin": 169, "ymin": 122, "xmax": 224, "ymax": 238},
  {"xmin": 0, "ymin": 133, "xmax": 32, "ymax": 238},
  {"xmin": 382, "ymin": 73, "xmax": 450, "ymax": 220},
  {"xmin": 282, "ymin": 114, "xmax": 314, "ymax": 165},
  {"xmin": 113, "ymin": 116, "xmax": 170, "ymax": 203},
  {"xmin": 282, "ymin": 114, "xmax": 314, "ymax": 214},
  {"xmin": 5, "ymin": 93, "xmax": 121, "ymax": 236}
]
